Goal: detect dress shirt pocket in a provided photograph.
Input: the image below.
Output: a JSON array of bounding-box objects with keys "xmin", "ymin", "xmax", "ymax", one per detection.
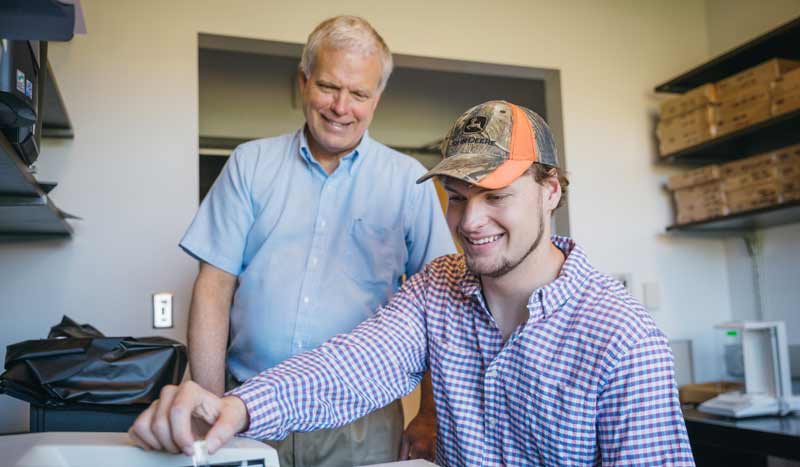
[
  {"xmin": 344, "ymin": 218, "xmax": 407, "ymax": 289},
  {"xmin": 526, "ymin": 373, "xmax": 597, "ymax": 464}
]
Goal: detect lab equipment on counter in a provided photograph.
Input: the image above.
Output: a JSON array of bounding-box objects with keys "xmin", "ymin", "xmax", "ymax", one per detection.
[
  {"xmin": 0, "ymin": 432, "xmax": 441, "ymax": 467},
  {"xmin": 0, "ymin": 432, "xmax": 280, "ymax": 467},
  {"xmin": 699, "ymin": 321, "xmax": 800, "ymax": 418}
]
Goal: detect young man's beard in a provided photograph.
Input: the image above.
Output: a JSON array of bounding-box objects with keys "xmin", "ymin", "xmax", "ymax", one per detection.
[{"xmin": 465, "ymin": 212, "xmax": 546, "ymax": 279}]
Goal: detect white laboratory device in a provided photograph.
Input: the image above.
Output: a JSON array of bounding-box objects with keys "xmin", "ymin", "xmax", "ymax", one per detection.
[
  {"xmin": 0, "ymin": 431, "xmax": 441, "ymax": 467},
  {"xmin": 0, "ymin": 432, "xmax": 279, "ymax": 467},
  {"xmin": 699, "ymin": 321, "xmax": 800, "ymax": 418}
]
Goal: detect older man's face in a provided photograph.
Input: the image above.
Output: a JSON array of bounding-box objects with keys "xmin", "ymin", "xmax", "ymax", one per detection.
[{"xmin": 299, "ymin": 45, "xmax": 383, "ymax": 160}]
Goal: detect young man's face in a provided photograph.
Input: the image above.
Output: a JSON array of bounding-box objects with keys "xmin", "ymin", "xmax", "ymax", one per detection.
[
  {"xmin": 298, "ymin": 45, "xmax": 383, "ymax": 160},
  {"xmin": 444, "ymin": 173, "xmax": 559, "ymax": 278}
]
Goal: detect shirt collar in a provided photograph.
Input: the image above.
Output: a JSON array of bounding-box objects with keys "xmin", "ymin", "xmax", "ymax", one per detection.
[
  {"xmin": 297, "ymin": 127, "xmax": 370, "ymax": 176},
  {"xmin": 458, "ymin": 236, "xmax": 593, "ymax": 322}
]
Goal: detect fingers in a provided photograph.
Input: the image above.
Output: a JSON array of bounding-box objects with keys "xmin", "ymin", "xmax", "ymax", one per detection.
[
  {"xmin": 152, "ymin": 385, "xmax": 181, "ymax": 453},
  {"xmin": 128, "ymin": 413, "xmax": 156, "ymax": 451},
  {"xmin": 171, "ymin": 381, "xmax": 216, "ymax": 455},
  {"xmin": 128, "ymin": 382, "xmax": 213, "ymax": 455},
  {"xmin": 205, "ymin": 396, "xmax": 248, "ymax": 454},
  {"xmin": 130, "ymin": 399, "xmax": 164, "ymax": 451}
]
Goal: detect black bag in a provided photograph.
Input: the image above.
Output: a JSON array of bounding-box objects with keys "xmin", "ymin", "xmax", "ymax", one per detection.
[{"xmin": 0, "ymin": 316, "xmax": 187, "ymax": 408}]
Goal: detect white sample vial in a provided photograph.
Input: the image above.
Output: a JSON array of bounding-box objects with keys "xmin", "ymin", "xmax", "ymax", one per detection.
[{"xmin": 192, "ymin": 439, "xmax": 210, "ymax": 467}]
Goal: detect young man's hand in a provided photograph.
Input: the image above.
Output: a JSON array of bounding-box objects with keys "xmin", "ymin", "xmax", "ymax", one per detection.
[{"xmin": 128, "ymin": 380, "xmax": 249, "ymax": 456}]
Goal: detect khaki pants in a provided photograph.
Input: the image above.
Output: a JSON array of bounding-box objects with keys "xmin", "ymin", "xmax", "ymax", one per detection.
[
  {"xmin": 266, "ymin": 400, "xmax": 404, "ymax": 467},
  {"xmin": 227, "ymin": 373, "xmax": 404, "ymax": 467}
]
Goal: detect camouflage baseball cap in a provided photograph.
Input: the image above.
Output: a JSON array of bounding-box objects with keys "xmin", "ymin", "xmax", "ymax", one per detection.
[{"xmin": 416, "ymin": 100, "xmax": 558, "ymax": 189}]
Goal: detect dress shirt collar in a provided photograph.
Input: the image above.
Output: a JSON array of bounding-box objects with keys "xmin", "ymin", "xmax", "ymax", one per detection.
[
  {"xmin": 458, "ymin": 236, "xmax": 591, "ymax": 322},
  {"xmin": 297, "ymin": 126, "xmax": 370, "ymax": 176}
]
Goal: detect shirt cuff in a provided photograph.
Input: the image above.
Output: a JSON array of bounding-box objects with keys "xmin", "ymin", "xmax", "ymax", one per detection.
[{"xmin": 226, "ymin": 382, "xmax": 283, "ymax": 440}]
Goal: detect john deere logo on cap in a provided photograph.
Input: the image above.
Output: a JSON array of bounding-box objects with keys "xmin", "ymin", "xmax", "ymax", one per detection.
[{"xmin": 463, "ymin": 116, "xmax": 487, "ymax": 134}]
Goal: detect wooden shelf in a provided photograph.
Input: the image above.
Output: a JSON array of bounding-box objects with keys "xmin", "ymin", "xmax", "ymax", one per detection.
[
  {"xmin": 666, "ymin": 201, "xmax": 800, "ymax": 234},
  {"xmin": 656, "ymin": 16, "xmax": 800, "ymax": 93}
]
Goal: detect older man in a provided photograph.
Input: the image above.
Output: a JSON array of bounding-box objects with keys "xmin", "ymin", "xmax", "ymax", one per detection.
[
  {"xmin": 132, "ymin": 100, "xmax": 695, "ymax": 466},
  {"xmin": 179, "ymin": 15, "xmax": 454, "ymax": 467}
]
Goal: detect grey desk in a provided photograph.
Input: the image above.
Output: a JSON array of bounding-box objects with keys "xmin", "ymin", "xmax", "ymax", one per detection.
[{"xmin": 683, "ymin": 407, "xmax": 800, "ymax": 466}]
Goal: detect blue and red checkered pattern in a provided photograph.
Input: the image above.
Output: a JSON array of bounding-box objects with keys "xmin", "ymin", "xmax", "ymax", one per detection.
[{"xmin": 230, "ymin": 237, "xmax": 695, "ymax": 466}]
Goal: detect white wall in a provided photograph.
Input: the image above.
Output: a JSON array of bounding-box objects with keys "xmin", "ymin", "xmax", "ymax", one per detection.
[
  {"xmin": 705, "ymin": 0, "xmax": 800, "ymax": 57},
  {"xmin": 704, "ymin": 1, "xmax": 800, "ymax": 349},
  {"xmin": 0, "ymin": 0, "xmax": 729, "ymax": 433}
]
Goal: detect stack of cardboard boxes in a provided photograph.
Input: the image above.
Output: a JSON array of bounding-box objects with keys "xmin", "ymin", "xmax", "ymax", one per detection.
[
  {"xmin": 772, "ymin": 66, "xmax": 800, "ymax": 116},
  {"xmin": 668, "ymin": 143, "xmax": 800, "ymax": 225},
  {"xmin": 657, "ymin": 58, "xmax": 800, "ymax": 157},
  {"xmin": 656, "ymin": 84, "xmax": 719, "ymax": 156}
]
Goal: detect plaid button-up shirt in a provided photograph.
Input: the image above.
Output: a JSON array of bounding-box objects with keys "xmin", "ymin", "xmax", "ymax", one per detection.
[{"xmin": 230, "ymin": 236, "xmax": 695, "ymax": 466}]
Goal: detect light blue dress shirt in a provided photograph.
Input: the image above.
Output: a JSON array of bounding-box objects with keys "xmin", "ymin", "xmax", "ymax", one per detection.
[{"xmin": 181, "ymin": 129, "xmax": 455, "ymax": 382}]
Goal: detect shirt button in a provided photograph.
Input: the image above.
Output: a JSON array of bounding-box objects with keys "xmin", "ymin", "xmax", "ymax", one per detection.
[
  {"xmin": 320, "ymin": 220, "xmax": 326, "ymax": 229},
  {"xmin": 487, "ymin": 417, "xmax": 497, "ymax": 427},
  {"xmin": 311, "ymin": 257, "xmax": 318, "ymax": 266},
  {"xmin": 303, "ymin": 296, "xmax": 310, "ymax": 304}
]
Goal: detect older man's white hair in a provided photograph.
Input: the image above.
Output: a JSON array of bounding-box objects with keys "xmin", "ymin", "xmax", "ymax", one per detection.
[{"xmin": 300, "ymin": 15, "xmax": 393, "ymax": 92}]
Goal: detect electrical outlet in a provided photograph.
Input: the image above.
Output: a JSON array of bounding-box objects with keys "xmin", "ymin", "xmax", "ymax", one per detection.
[{"xmin": 152, "ymin": 292, "xmax": 173, "ymax": 329}]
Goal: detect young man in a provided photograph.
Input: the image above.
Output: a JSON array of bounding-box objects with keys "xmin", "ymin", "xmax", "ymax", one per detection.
[
  {"xmin": 181, "ymin": 15, "xmax": 453, "ymax": 467},
  {"xmin": 131, "ymin": 101, "xmax": 695, "ymax": 466}
]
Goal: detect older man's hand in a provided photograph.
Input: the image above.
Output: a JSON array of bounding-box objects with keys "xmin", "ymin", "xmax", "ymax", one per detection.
[
  {"xmin": 128, "ymin": 380, "xmax": 249, "ymax": 456},
  {"xmin": 400, "ymin": 411, "xmax": 437, "ymax": 461}
]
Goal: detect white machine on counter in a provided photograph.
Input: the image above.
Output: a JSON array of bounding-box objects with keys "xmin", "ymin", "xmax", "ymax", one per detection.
[
  {"xmin": 1, "ymin": 432, "xmax": 278, "ymax": 467},
  {"xmin": 0, "ymin": 431, "xmax": 440, "ymax": 467},
  {"xmin": 699, "ymin": 321, "xmax": 800, "ymax": 418}
]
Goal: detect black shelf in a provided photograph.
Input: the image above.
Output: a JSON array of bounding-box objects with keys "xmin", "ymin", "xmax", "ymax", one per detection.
[
  {"xmin": 0, "ymin": 132, "xmax": 72, "ymax": 235},
  {"xmin": 0, "ymin": 195, "xmax": 73, "ymax": 235},
  {"xmin": 656, "ymin": 16, "xmax": 800, "ymax": 93},
  {"xmin": 41, "ymin": 60, "xmax": 73, "ymax": 139},
  {"xmin": 666, "ymin": 201, "xmax": 800, "ymax": 234},
  {"xmin": 659, "ymin": 108, "xmax": 800, "ymax": 165}
]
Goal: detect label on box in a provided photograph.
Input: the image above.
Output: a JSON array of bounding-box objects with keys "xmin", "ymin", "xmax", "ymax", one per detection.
[{"xmin": 16, "ymin": 69, "xmax": 25, "ymax": 93}]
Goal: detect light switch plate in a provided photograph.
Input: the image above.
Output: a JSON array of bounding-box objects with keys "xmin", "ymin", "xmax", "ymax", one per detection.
[{"xmin": 152, "ymin": 292, "xmax": 173, "ymax": 328}]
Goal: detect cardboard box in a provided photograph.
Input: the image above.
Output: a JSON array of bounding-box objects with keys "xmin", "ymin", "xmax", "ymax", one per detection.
[
  {"xmin": 721, "ymin": 165, "xmax": 778, "ymax": 191},
  {"xmin": 675, "ymin": 204, "xmax": 729, "ymax": 224},
  {"xmin": 657, "ymin": 106, "xmax": 717, "ymax": 156},
  {"xmin": 772, "ymin": 89, "xmax": 800, "ymax": 116},
  {"xmin": 771, "ymin": 66, "xmax": 800, "ymax": 98},
  {"xmin": 782, "ymin": 178, "xmax": 800, "ymax": 202},
  {"xmin": 679, "ymin": 381, "xmax": 744, "ymax": 405},
  {"xmin": 667, "ymin": 165, "xmax": 721, "ymax": 191},
  {"xmin": 660, "ymin": 83, "xmax": 719, "ymax": 120},
  {"xmin": 779, "ymin": 160, "xmax": 800, "ymax": 181},
  {"xmin": 673, "ymin": 181, "xmax": 728, "ymax": 224},
  {"xmin": 727, "ymin": 180, "xmax": 781, "ymax": 213},
  {"xmin": 717, "ymin": 58, "xmax": 800, "ymax": 99},
  {"xmin": 774, "ymin": 143, "xmax": 800, "ymax": 165},
  {"xmin": 715, "ymin": 85, "xmax": 772, "ymax": 136},
  {"xmin": 720, "ymin": 151, "xmax": 777, "ymax": 178}
]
